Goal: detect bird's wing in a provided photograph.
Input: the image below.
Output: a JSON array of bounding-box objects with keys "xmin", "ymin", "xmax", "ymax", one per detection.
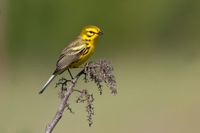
[{"xmin": 53, "ymin": 37, "xmax": 86, "ymax": 75}]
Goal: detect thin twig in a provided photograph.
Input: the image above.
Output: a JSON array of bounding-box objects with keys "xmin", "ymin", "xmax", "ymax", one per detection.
[{"xmin": 45, "ymin": 70, "xmax": 84, "ymax": 133}]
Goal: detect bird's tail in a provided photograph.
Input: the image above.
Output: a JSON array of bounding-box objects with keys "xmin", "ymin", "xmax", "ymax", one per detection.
[{"xmin": 39, "ymin": 75, "xmax": 56, "ymax": 94}]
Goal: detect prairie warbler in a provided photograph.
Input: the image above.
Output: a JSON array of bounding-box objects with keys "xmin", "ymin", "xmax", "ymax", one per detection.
[{"xmin": 39, "ymin": 25, "xmax": 103, "ymax": 94}]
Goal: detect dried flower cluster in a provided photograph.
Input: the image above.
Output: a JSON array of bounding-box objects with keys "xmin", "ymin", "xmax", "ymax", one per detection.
[
  {"xmin": 84, "ymin": 59, "xmax": 117, "ymax": 95},
  {"xmin": 75, "ymin": 89, "xmax": 94, "ymax": 126}
]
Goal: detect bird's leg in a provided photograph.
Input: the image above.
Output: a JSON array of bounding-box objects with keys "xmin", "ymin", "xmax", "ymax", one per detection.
[{"xmin": 68, "ymin": 69, "xmax": 74, "ymax": 79}]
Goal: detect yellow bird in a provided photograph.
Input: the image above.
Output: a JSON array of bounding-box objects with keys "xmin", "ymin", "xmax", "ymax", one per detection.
[{"xmin": 39, "ymin": 25, "xmax": 103, "ymax": 94}]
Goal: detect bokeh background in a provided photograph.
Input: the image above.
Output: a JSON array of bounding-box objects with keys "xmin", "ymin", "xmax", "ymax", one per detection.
[{"xmin": 1, "ymin": 0, "xmax": 200, "ymax": 133}]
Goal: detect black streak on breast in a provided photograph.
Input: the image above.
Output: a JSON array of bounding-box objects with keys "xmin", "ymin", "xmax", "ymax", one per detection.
[{"xmin": 83, "ymin": 46, "xmax": 91, "ymax": 55}]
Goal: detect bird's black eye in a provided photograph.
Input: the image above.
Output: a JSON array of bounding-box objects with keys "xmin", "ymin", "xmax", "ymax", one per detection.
[{"xmin": 89, "ymin": 31, "xmax": 94, "ymax": 34}]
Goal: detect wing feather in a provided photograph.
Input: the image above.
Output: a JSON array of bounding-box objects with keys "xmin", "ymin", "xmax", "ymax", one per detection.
[{"xmin": 53, "ymin": 36, "xmax": 86, "ymax": 75}]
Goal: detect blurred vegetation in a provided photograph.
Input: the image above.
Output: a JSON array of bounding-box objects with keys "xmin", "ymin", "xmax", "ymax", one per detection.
[{"xmin": 1, "ymin": 0, "xmax": 200, "ymax": 133}]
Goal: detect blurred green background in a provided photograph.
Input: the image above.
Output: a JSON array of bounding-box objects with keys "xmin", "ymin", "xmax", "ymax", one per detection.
[{"xmin": 1, "ymin": 0, "xmax": 200, "ymax": 133}]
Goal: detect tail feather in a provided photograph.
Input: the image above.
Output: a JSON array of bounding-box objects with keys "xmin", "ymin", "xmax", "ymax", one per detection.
[{"xmin": 39, "ymin": 75, "xmax": 56, "ymax": 94}]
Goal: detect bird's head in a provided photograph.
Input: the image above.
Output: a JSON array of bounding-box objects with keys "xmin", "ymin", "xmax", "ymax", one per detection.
[{"xmin": 81, "ymin": 25, "xmax": 103, "ymax": 40}]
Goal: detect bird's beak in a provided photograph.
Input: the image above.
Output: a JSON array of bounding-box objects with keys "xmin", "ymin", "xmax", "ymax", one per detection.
[{"xmin": 98, "ymin": 32, "xmax": 103, "ymax": 35}]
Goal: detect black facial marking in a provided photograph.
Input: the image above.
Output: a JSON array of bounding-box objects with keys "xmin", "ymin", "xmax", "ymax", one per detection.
[{"xmin": 87, "ymin": 34, "xmax": 92, "ymax": 38}]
